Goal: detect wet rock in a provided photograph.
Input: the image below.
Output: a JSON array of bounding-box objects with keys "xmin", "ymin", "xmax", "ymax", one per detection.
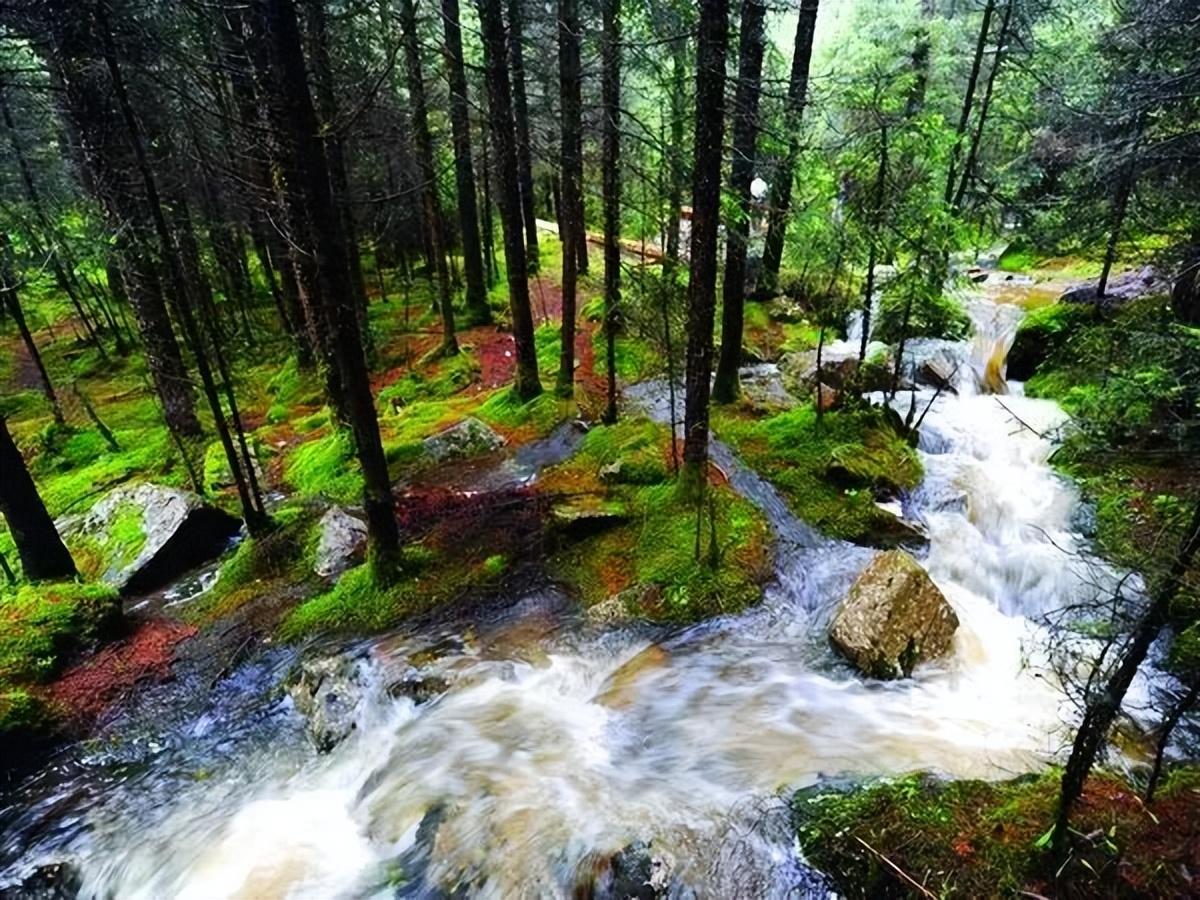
[
  {"xmin": 56, "ymin": 483, "xmax": 239, "ymax": 595},
  {"xmin": 387, "ymin": 671, "xmax": 450, "ymax": 705},
  {"xmin": 1060, "ymin": 264, "xmax": 1171, "ymax": 308},
  {"xmin": 313, "ymin": 506, "xmax": 367, "ymax": 579},
  {"xmin": 421, "ymin": 417, "xmax": 506, "ymax": 463},
  {"xmin": 829, "ymin": 549, "xmax": 959, "ymax": 679},
  {"xmin": 287, "ymin": 654, "xmax": 366, "ymax": 753},
  {"xmin": 575, "ymin": 840, "xmax": 680, "ymax": 900},
  {"xmin": 901, "ymin": 340, "xmax": 973, "ymax": 393},
  {"xmin": 9, "ymin": 862, "xmax": 81, "ymax": 899},
  {"xmin": 549, "ymin": 496, "xmax": 630, "ymax": 540}
]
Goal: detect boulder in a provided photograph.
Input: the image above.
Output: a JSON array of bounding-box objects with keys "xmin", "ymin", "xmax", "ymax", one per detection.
[
  {"xmin": 57, "ymin": 483, "xmax": 240, "ymax": 595},
  {"xmin": 421, "ymin": 416, "xmax": 505, "ymax": 463},
  {"xmin": 829, "ymin": 550, "xmax": 959, "ymax": 679},
  {"xmin": 287, "ymin": 654, "xmax": 367, "ymax": 753},
  {"xmin": 313, "ymin": 506, "xmax": 367, "ymax": 579},
  {"xmin": 1060, "ymin": 264, "xmax": 1171, "ymax": 308},
  {"xmin": 900, "ymin": 339, "xmax": 973, "ymax": 393}
]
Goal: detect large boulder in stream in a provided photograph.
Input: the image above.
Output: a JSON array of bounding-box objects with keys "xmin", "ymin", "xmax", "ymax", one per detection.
[
  {"xmin": 829, "ymin": 550, "xmax": 959, "ymax": 679},
  {"xmin": 56, "ymin": 483, "xmax": 240, "ymax": 595},
  {"xmin": 312, "ymin": 506, "xmax": 367, "ymax": 579}
]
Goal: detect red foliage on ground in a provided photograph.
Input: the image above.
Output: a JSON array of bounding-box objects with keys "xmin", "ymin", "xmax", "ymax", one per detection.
[{"xmin": 46, "ymin": 620, "xmax": 196, "ymax": 726}]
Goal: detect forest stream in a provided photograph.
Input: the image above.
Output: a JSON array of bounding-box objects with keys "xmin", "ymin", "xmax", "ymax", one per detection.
[{"xmin": 0, "ymin": 275, "xmax": 1147, "ymax": 896}]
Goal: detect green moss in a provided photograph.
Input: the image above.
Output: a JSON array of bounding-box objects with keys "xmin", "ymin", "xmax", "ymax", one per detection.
[
  {"xmin": 0, "ymin": 581, "xmax": 121, "ymax": 684},
  {"xmin": 476, "ymin": 389, "xmax": 564, "ymax": 436},
  {"xmin": 794, "ymin": 767, "xmax": 1200, "ymax": 899},
  {"xmin": 592, "ymin": 329, "xmax": 662, "ymax": 382},
  {"xmin": 279, "ymin": 541, "xmax": 492, "ymax": 639},
  {"xmin": 185, "ymin": 505, "xmax": 318, "ymax": 626},
  {"xmin": 715, "ymin": 404, "xmax": 922, "ymax": 544},
  {"xmin": 0, "ymin": 687, "xmax": 50, "ymax": 735},
  {"xmin": 543, "ymin": 419, "xmax": 771, "ymax": 623},
  {"xmin": 283, "ymin": 429, "xmax": 364, "ymax": 503},
  {"xmin": 376, "ymin": 353, "xmax": 480, "ymax": 409}
]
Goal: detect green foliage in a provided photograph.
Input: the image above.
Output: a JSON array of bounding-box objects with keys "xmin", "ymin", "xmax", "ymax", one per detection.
[
  {"xmin": 873, "ymin": 281, "xmax": 971, "ymax": 343},
  {"xmin": 476, "ymin": 389, "xmax": 564, "ymax": 436},
  {"xmin": 376, "ymin": 353, "xmax": 479, "ymax": 409},
  {"xmin": 715, "ymin": 404, "xmax": 922, "ymax": 544},
  {"xmin": 264, "ymin": 356, "xmax": 323, "ymax": 424}
]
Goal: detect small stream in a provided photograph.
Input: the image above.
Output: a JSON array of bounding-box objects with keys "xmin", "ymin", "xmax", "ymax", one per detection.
[{"xmin": 0, "ymin": 275, "xmax": 1135, "ymax": 897}]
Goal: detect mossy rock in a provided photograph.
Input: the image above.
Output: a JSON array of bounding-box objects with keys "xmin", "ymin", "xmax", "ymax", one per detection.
[
  {"xmin": 57, "ymin": 483, "xmax": 240, "ymax": 594},
  {"xmin": 1007, "ymin": 302, "xmax": 1095, "ymax": 381}
]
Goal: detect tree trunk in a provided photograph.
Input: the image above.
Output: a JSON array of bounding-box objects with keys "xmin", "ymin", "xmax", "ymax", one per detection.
[
  {"xmin": 600, "ymin": 0, "xmax": 621, "ymax": 423},
  {"xmin": 1097, "ymin": 124, "xmax": 1141, "ymax": 301},
  {"xmin": 0, "ymin": 234, "xmax": 65, "ymax": 425},
  {"xmin": 252, "ymin": 0, "xmax": 401, "ymax": 574},
  {"xmin": 1145, "ymin": 674, "xmax": 1200, "ymax": 803},
  {"xmin": 663, "ymin": 35, "xmax": 687, "ymax": 285},
  {"xmin": 505, "ymin": 0, "xmax": 540, "ymax": 271},
  {"xmin": 712, "ymin": 0, "xmax": 766, "ymax": 404},
  {"xmin": 858, "ymin": 123, "xmax": 888, "ymax": 364},
  {"xmin": 944, "ymin": 0, "xmax": 996, "ymax": 205},
  {"xmin": 758, "ymin": 0, "xmax": 819, "ymax": 294},
  {"xmin": 681, "ymin": 0, "xmax": 728, "ymax": 481},
  {"xmin": 1051, "ymin": 499, "xmax": 1200, "ymax": 865},
  {"xmin": 478, "ymin": 0, "xmax": 542, "ymax": 400},
  {"xmin": 304, "ymin": 0, "xmax": 372, "ymax": 354},
  {"xmin": 0, "ymin": 418, "xmax": 76, "ymax": 581},
  {"xmin": 399, "ymin": 0, "xmax": 458, "ymax": 355},
  {"xmin": 954, "ymin": 0, "xmax": 1013, "ymax": 209},
  {"xmin": 480, "ymin": 111, "xmax": 499, "ymax": 285},
  {"xmin": 442, "ymin": 0, "xmax": 491, "ymax": 325},
  {"xmin": 555, "ymin": 0, "xmax": 582, "ymax": 397}
]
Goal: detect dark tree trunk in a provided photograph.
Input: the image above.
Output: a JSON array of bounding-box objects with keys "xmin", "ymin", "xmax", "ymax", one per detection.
[
  {"xmin": 0, "ymin": 418, "xmax": 76, "ymax": 581},
  {"xmin": 506, "ymin": 0, "xmax": 540, "ymax": 271},
  {"xmin": 555, "ymin": 0, "xmax": 582, "ymax": 397},
  {"xmin": 480, "ymin": 111, "xmax": 499, "ymax": 285},
  {"xmin": 1098, "ymin": 125, "xmax": 1141, "ymax": 300},
  {"xmin": 712, "ymin": 0, "xmax": 766, "ymax": 404},
  {"xmin": 944, "ymin": 0, "xmax": 996, "ymax": 205},
  {"xmin": 1145, "ymin": 674, "xmax": 1200, "ymax": 803},
  {"xmin": 399, "ymin": 0, "xmax": 458, "ymax": 355},
  {"xmin": 252, "ymin": 0, "xmax": 401, "ymax": 574},
  {"xmin": 758, "ymin": 0, "xmax": 819, "ymax": 293},
  {"xmin": 858, "ymin": 123, "xmax": 888, "ymax": 364},
  {"xmin": 478, "ymin": 0, "xmax": 542, "ymax": 400},
  {"xmin": 681, "ymin": 0, "xmax": 728, "ymax": 480},
  {"xmin": 0, "ymin": 234, "xmax": 65, "ymax": 425},
  {"xmin": 304, "ymin": 0, "xmax": 372, "ymax": 354},
  {"xmin": 1051, "ymin": 500, "xmax": 1200, "ymax": 866},
  {"xmin": 600, "ymin": 0, "xmax": 621, "ymax": 423},
  {"xmin": 442, "ymin": 0, "xmax": 491, "ymax": 325},
  {"xmin": 663, "ymin": 35, "xmax": 687, "ymax": 285},
  {"xmin": 954, "ymin": 0, "xmax": 1013, "ymax": 209}
]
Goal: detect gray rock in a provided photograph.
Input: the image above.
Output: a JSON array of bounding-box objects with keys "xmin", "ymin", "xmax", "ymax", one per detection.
[
  {"xmin": 829, "ymin": 550, "xmax": 959, "ymax": 679},
  {"xmin": 288, "ymin": 654, "xmax": 367, "ymax": 753},
  {"xmin": 421, "ymin": 417, "xmax": 506, "ymax": 463},
  {"xmin": 1060, "ymin": 264, "xmax": 1171, "ymax": 308},
  {"xmin": 56, "ymin": 483, "xmax": 239, "ymax": 595},
  {"xmin": 313, "ymin": 506, "xmax": 367, "ymax": 579}
]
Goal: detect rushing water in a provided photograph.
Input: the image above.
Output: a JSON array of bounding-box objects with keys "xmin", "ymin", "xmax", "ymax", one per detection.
[{"xmin": 1, "ymin": 275, "xmax": 1131, "ymax": 897}]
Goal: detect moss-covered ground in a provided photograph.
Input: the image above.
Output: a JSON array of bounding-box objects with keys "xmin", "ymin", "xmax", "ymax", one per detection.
[
  {"xmin": 539, "ymin": 418, "xmax": 772, "ymax": 623},
  {"xmin": 794, "ymin": 767, "xmax": 1200, "ymax": 898},
  {"xmin": 0, "ymin": 581, "xmax": 121, "ymax": 737},
  {"xmin": 714, "ymin": 402, "xmax": 923, "ymax": 545}
]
